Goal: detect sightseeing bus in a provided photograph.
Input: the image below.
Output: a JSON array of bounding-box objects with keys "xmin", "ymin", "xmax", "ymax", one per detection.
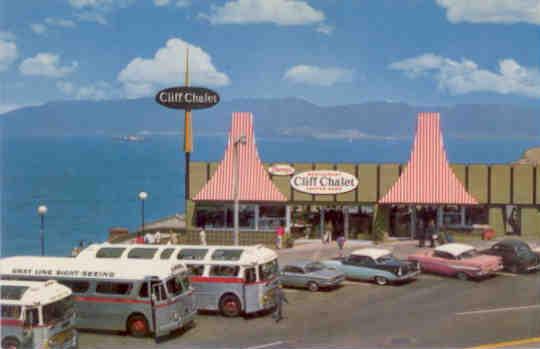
[
  {"xmin": 0, "ymin": 280, "xmax": 77, "ymax": 349},
  {"xmin": 0, "ymin": 257, "xmax": 196, "ymax": 339},
  {"xmin": 77, "ymin": 243, "xmax": 279, "ymax": 317}
]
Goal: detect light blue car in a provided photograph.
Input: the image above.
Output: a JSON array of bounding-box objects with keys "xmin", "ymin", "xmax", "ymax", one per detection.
[{"xmin": 321, "ymin": 248, "xmax": 420, "ymax": 286}]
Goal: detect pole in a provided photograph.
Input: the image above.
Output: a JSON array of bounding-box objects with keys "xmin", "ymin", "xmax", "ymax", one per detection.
[
  {"xmin": 141, "ymin": 199, "xmax": 145, "ymax": 234},
  {"xmin": 40, "ymin": 215, "xmax": 44, "ymax": 256},
  {"xmin": 184, "ymin": 48, "xmax": 192, "ymax": 201},
  {"xmin": 233, "ymin": 143, "xmax": 239, "ymax": 246}
]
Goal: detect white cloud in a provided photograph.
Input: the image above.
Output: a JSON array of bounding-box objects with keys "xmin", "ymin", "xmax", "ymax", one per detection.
[
  {"xmin": 45, "ymin": 17, "xmax": 77, "ymax": 28},
  {"xmin": 75, "ymin": 11, "xmax": 108, "ymax": 24},
  {"xmin": 201, "ymin": 0, "xmax": 325, "ymax": 26},
  {"xmin": 19, "ymin": 53, "xmax": 78, "ymax": 78},
  {"xmin": 389, "ymin": 53, "xmax": 540, "ymax": 98},
  {"xmin": 154, "ymin": 0, "xmax": 170, "ymax": 6},
  {"xmin": 57, "ymin": 80, "xmax": 117, "ymax": 100},
  {"xmin": 0, "ymin": 31, "xmax": 15, "ymax": 40},
  {"xmin": 283, "ymin": 65, "xmax": 354, "ymax": 86},
  {"xmin": 0, "ymin": 104, "xmax": 23, "ymax": 114},
  {"xmin": 176, "ymin": 0, "xmax": 191, "ymax": 8},
  {"xmin": 316, "ymin": 23, "xmax": 334, "ymax": 35},
  {"xmin": 30, "ymin": 23, "xmax": 47, "ymax": 35},
  {"xmin": 117, "ymin": 38, "xmax": 230, "ymax": 98},
  {"xmin": 436, "ymin": 0, "xmax": 540, "ymax": 25},
  {"xmin": 0, "ymin": 39, "xmax": 18, "ymax": 71}
]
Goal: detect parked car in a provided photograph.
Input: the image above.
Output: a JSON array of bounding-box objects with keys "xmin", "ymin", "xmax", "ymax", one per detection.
[
  {"xmin": 408, "ymin": 243, "xmax": 503, "ymax": 281},
  {"xmin": 480, "ymin": 239, "xmax": 540, "ymax": 273},
  {"xmin": 321, "ymin": 248, "xmax": 420, "ymax": 286},
  {"xmin": 280, "ymin": 260, "xmax": 345, "ymax": 291}
]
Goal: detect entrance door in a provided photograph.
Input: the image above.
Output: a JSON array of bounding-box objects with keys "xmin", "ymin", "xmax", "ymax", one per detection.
[
  {"xmin": 151, "ymin": 282, "xmax": 170, "ymax": 338},
  {"xmin": 390, "ymin": 206, "xmax": 411, "ymax": 237}
]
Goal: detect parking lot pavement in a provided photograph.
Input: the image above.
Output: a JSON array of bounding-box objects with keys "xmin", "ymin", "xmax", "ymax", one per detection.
[{"xmin": 79, "ymin": 240, "xmax": 540, "ymax": 349}]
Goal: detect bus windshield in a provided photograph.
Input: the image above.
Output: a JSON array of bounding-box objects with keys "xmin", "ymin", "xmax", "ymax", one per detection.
[
  {"xmin": 258, "ymin": 259, "xmax": 278, "ymax": 281},
  {"xmin": 42, "ymin": 296, "xmax": 74, "ymax": 325},
  {"xmin": 166, "ymin": 275, "xmax": 191, "ymax": 297}
]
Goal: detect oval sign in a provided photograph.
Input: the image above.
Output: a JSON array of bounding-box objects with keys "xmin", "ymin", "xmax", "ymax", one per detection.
[
  {"xmin": 268, "ymin": 164, "xmax": 295, "ymax": 176},
  {"xmin": 155, "ymin": 86, "xmax": 220, "ymax": 110},
  {"xmin": 290, "ymin": 170, "xmax": 358, "ymax": 195}
]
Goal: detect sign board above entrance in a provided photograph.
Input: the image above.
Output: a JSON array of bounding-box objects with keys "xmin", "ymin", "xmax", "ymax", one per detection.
[
  {"xmin": 155, "ymin": 86, "xmax": 220, "ymax": 110},
  {"xmin": 291, "ymin": 170, "xmax": 358, "ymax": 195},
  {"xmin": 268, "ymin": 164, "xmax": 295, "ymax": 176}
]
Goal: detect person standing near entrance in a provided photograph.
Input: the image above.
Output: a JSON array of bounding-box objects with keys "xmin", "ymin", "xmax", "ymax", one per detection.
[
  {"xmin": 417, "ymin": 219, "xmax": 425, "ymax": 247},
  {"xmin": 276, "ymin": 224, "xmax": 285, "ymax": 249},
  {"xmin": 323, "ymin": 220, "xmax": 333, "ymax": 244},
  {"xmin": 336, "ymin": 235, "xmax": 346, "ymax": 257},
  {"xmin": 199, "ymin": 229, "xmax": 207, "ymax": 246},
  {"xmin": 426, "ymin": 219, "xmax": 437, "ymax": 248}
]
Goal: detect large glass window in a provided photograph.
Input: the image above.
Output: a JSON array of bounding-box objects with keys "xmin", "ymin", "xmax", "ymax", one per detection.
[
  {"xmin": 96, "ymin": 247, "xmax": 125, "ymax": 258},
  {"xmin": 465, "ymin": 207, "xmax": 489, "ymax": 225},
  {"xmin": 177, "ymin": 248, "xmax": 208, "ymax": 260},
  {"xmin": 42, "ymin": 297, "xmax": 74, "ymax": 324},
  {"xmin": 442, "ymin": 205, "xmax": 461, "ymax": 226},
  {"xmin": 166, "ymin": 276, "xmax": 185, "ymax": 297},
  {"xmin": 211, "ymin": 249, "xmax": 243, "ymax": 261},
  {"xmin": 259, "ymin": 205, "xmax": 286, "ymax": 231},
  {"xmin": 209, "ymin": 265, "xmax": 239, "ymax": 277},
  {"xmin": 258, "ymin": 260, "xmax": 278, "ymax": 281},
  {"xmin": 127, "ymin": 248, "xmax": 158, "ymax": 259},
  {"xmin": 96, "ymin": 282, "xmax": 132, "ymax": 295},
  {"xmin": 195, "ymin": 204, "xmax": 259, "ymax": 230}
]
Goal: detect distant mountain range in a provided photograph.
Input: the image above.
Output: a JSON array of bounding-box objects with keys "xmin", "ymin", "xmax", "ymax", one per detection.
[{"xmin": 2, "ymin": 97, "xmax": 539, "ymax": 140}]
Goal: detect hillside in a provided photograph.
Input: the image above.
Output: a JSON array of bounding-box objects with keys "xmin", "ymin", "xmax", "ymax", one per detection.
[{"xmin": 1, "ymin": 98, "xmax": 539, "ymax": 140}]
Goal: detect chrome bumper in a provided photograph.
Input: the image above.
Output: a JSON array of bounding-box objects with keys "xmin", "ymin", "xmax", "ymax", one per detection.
[{"xmin": 396, "ymin": 270, "xmax": 421, "ymax": 281}]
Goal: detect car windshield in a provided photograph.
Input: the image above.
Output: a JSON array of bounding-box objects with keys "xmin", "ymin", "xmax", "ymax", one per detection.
[
  {"xmin": 305, "ymin": 262, "xmax": 326, "ymax": 272},
  {"xmin": 459, "ymin": 249, "xmax": 478, "ymax": 259},
  {"xmin": 259, "ymin": 259, "xmax": 279, "ymax": 281},
  {"xmin": 42, "ymin": 296, "xmax": 74, "ymax": 325},
  {"xmin": 376, "ymin": 254, "xmax": 397, "ymax": 264},
  {"xmin": 516, "ymin": 244, "xmax": 532, "ymax": 255}
]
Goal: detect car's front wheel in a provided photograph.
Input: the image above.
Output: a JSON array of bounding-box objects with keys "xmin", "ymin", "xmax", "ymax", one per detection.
[
  {"xmin": 374, "ymin": 276, "xmax": 388, "ymax": 286},
  {"xmin": 307, "ymin": 281, "xmax": 319, "ymax": 292},
  {"xmin": 456, "ymin": 272, "xmax": 469, "ymax": 281}
]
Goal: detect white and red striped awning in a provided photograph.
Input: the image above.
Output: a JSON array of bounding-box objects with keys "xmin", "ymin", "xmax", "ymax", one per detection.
[
  {"xmin": 193, "ymin": 112, "xmax": 287, "ymax": 202},
  {"xmin": 379, "ymin": 112, "xmax": 478, "ymax": 205}
]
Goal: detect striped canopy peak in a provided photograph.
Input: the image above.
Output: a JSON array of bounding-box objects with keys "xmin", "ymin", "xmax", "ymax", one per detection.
[
  {"xmin": 193, "ymin": 112, "xmax": 287, "ymax": 202},
  {"xmin": 379, "ymin": 112, "xmax": 478, "ymax": 205}
]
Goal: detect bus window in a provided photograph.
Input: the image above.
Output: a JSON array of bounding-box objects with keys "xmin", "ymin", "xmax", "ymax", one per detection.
[
  {"xmin": 138, "ymin": 283, "xmax": 149, "ymax": 298},
  {"xmin": 211, "ymin": 249, "xmax": 243, "ymax": 261},
  {"xmin": 245, "ymin": 268, "xmax": 257, "ymax": 283},
  {"xmin": 166, "ymin": 277, "xmax": 185, "ymax": 297},
  {"xmin": 24, "ymin": 308, "xmax": 39, "ymax": 326},
  {"xmin": 59, "ymin": 280, "xmax": 90, "ymax": 293},
  {"xmin": 96, "ymin": 247, "xmax": 125, "ymax": 258},
  {"xmin": 127, "ymin": 248, "xmax": 158, "ymax": 259},
  {"xmin": 96, "ymin": 282, "xmax": 132, "ymax": 295},
  {"xmin": 42, "ymin": 297, "xmax": 74, "ymax": 324},
  {"xmin": 209, "ymin": 265, "xmax": 239, "ymax": 277},
  {"xmin": 160, "ymin": 248, "xmax": 175, "ymax": 259},
  {"xmin": 1, "ymin": 304, "xmax": 21, "ymax": 319},
  {"xmin": 185, "ymin": 264, "xmax": 204, "ymax": 276},
  {"xmin": 177, "ymin": 249, "xmax": 208, "ymax": 260},
  {"xmin": 151, "ymin": 284, "xmax": 167, "ymax": 302},
  {"xmin": 258, "ymin": 260, "xmax": 278, "ymax": 281},
  {"xmin": 0, "ymin": 285, "xmax": 28, "ymax": 300}
]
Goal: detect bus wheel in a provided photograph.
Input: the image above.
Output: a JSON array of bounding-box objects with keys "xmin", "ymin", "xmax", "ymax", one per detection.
[
  {"xmin": 2, "ymin": 337, "xmax": 20, "ymax": 349},
  {"xmin": 127, "ymin": 314, "xmax": 149, "ymax": 338},
  {"xmin": 220, "ymin": 295, "xmax": 241, "ymax": 317}
]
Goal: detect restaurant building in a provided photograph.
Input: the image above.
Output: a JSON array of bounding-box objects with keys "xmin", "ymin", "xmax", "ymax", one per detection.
[{"xmin": 184, "ymin": 112, "xmax": 540, "ymax": 245}]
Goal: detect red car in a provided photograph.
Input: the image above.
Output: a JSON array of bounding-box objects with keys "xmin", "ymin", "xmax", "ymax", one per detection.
[{"xmin": 408, "ymin": 243, "xmax": 503, "ymax": 281}]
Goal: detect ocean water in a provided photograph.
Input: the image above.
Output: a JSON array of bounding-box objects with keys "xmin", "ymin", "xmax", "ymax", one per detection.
[{"xmin": 2, "ymin": 135, "xmax": 538, "ymax": 257}]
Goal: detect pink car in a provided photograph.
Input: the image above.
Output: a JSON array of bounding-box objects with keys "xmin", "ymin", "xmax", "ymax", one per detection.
[{"xmin": 408, "ymin": 243, "xmax": 503, "ymax": 281}]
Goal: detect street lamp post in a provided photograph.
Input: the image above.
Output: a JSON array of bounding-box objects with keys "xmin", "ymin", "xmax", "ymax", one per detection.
[
  {"xmin": 37, "ymin": 205, "xmax": 47, "ymax": 256},
  {"xmin": 233, "ymin": 135, "xmax": 247, "ymax": 246},
  {"xmin": 138, "ymin": 192, "xmax": 148, "ymax": 237}
]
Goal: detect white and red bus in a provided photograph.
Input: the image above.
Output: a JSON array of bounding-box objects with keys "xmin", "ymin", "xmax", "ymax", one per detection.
[
  {"xmin": 77, "ymin": 243, "xmax": 280, "ymax": 317},
  {"xmin": 0, "ymin": 279, "xmax": 77, "ymax": 349},
  {"xmin": 1, "ymin": 256, "xmax": 196, "ymax": 339}
]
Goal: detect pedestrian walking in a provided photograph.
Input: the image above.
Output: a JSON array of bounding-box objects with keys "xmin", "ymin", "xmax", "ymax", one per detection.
[
  {"xmin": 417, "ymin": 219, "xmax": 425, "ymax": 247},
  {"xmin": 336, "ymin": 235, "xmax": 346, "ymax": 257},
  {"xmin": 144, "ymin": 232, "xmax": 154, "ymax": 244},
  {"xmin": 323, "ymin": 220, "xmax": 333, "ymax": 244},
  {"xmin": 272, "ymin": 283, "xmax": 288, "ymax": 323},
  {"xmin": 426, "ymin": 219, "xmax": 437, "ymax": 248},
  {"xmin": 154, "ymin": 230, "xmax": 161, "ymax": 244},
  {"xmin": 199, "ymin": 229, "xmax": 207, "ymax": 246},
  {"xmin": 275, "ymin": 225, "xmax": 285, "ymax": 249}
]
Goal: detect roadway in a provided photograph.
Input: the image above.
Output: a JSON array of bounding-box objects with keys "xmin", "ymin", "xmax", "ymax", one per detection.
[{"xmin": 79, "ymin": 240, "xmax": 540, "ymax": 349}]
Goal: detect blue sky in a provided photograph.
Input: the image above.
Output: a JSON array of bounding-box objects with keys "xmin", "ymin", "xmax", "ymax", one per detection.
[{"xmin": 1, "ymin": 0, "xmax": 539, "ymax": 113}]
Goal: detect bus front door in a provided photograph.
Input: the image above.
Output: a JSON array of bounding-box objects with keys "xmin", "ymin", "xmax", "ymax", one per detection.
[{"xmin": 150, "ymin": 283, "xmax": 170, "ymax": 338}]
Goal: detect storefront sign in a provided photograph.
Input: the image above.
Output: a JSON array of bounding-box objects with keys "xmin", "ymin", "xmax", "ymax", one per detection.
[
  {"xmin": 155, "ymin": 86, "xmax": 220, "ymax": 110},
  {"xmin": 290, "ymin": 170, "xmax": 358, "ymax": 195},
  {"xmin": 268, "ymin": 164, "xmax": 295, "ymax": 176}
]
